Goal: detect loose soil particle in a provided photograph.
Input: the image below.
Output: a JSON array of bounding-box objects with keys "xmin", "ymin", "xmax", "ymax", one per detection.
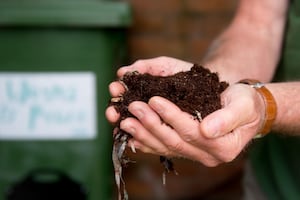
[{"xmin": 110, "ymin": 64, "xmax": 229, "ymax": 200}]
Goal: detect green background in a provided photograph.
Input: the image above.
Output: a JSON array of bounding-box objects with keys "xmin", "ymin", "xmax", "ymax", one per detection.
[{"xmin": 0, "ymin": 1, "xmax": 131, "ymax": 199}]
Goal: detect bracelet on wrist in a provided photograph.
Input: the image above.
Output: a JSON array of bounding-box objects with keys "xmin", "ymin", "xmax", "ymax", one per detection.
[{"xmin": 238, "ymin": 79, "xmax": 277, "ymax": 138}]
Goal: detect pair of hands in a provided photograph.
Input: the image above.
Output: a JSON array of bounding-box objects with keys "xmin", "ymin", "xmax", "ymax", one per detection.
[{"xmin": 106, "ymin": 57, "xmax": 265, "ymax": 167}]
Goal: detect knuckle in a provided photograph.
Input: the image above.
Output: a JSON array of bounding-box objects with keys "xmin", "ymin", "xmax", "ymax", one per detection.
[
  {"xmin": 166, "ymin": 139, "xmax": 184, "ymax": 154},
  {"xmin": 180, "ymin": 130, "xmax": 198, "ymax": 143}
]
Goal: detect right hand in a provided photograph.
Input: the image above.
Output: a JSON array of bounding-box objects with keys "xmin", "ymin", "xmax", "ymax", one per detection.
[{"xmin": 115, "ymin": 83, "xmax": 264, "ymax": 166}]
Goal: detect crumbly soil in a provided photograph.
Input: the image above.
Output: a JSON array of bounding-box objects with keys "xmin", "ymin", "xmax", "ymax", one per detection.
[
  {"xmin": 112, "ymin": 64, "xmax": 228, "ymax": 120},
  {"xmin": 110, "ymin": 64, "xmax": 229, "ymax": 200}
]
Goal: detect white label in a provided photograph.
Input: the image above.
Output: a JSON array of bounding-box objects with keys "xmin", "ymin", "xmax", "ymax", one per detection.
[{"xmin": 0, "ymin": 72, "xmax": 97, "ymax": 140}]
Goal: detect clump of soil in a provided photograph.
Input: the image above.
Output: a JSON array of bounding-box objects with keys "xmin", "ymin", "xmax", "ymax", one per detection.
[{"xmin": 110, "ymin": 64, "xmax": 228, "ymax": 200}]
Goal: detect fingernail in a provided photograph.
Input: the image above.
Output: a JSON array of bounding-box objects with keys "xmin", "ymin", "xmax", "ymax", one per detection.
[
  {"xmin": 120, "ymin": 121, "xmax": 136, "ymax": 134},
  {"xmin": 132, "ymin": 107, "xmax": 144, "ymax": 119},
  {"xmin": 129, "ymin": 141, "xmax": 137, "ymax": 153},
  {"xmin": 128, "ymin": 103, "xmax": 145, "ymax": 119}
]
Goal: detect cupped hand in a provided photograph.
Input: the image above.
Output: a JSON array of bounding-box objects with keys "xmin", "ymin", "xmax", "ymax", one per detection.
[
  {"xmin": 105, "ymin": 56, "xmax": 193, "ymax": 124},
  {"xmin": 120, "ymin": 83, "xmax": 266, "ymax": 167}
]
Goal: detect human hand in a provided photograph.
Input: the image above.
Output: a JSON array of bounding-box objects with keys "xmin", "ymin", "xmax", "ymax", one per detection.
[
  {"xmin": 119, "ymin": 83, "xmax": 265, "ymax": 166},
  {"xmin": 105, "ymin": 56, "xmax": 193, "ymax": 124}
]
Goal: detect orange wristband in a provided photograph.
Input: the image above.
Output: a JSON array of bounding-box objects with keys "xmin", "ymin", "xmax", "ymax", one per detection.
[{"xmin": 239, "ymin": 79, "xmax": 277, "ymax": 137}]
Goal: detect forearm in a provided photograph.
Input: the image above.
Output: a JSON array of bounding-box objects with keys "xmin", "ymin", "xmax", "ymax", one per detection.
[
  {"xmin": 202, "ymin": 0, "xmax": 288, "ymax": 84},
  {"xmin": 266, "ymin": 82, "xmax": 300, "ymax": 135}
]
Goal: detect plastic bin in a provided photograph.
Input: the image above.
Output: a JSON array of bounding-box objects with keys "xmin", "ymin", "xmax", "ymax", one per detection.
[{"xmin": 0, "ymin": 1, "xmax": 131, "ymax": 199}]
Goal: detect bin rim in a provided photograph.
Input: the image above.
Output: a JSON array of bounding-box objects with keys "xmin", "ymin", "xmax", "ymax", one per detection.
[{"xmin": 0, "ymin": 0, "xmax": 131, "ymax": 28}]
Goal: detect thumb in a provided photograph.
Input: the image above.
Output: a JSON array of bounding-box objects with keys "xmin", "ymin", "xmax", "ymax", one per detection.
[{"xmin": 200, "ymin": 100, "xmax": 250, "ymax": 139}]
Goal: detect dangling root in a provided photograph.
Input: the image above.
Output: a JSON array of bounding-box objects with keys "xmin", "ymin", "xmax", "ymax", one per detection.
[
  {"xmin": 112, "ymin": 130, "xmax": 131, "ymax": 200},
  {"xmin": 160, "ymin": 156, "xmax": 178, "ymax": 186}
]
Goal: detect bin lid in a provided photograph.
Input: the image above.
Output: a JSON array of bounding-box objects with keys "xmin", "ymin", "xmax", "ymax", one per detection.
[{"xmin": 0, "ymin": 0, "xmax": 131, "ymax": 27}]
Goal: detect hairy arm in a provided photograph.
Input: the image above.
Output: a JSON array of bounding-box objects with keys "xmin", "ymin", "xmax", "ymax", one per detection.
[
  {"xmin": 266, "ymin": 82, "xmax": 300, "ymax": 135},
  {"xmin": 203, "ymin": 0, "xmax": 300, "ymax": 136},
  {"xmin": 202, "ymin": 0, "xmax": 289, "ymax": 84}
]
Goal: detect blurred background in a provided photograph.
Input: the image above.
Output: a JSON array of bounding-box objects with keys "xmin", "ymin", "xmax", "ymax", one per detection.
[
  {"xmin": 0, "ymin": 0, "xmax": 244, "ymax": 199},
  {"xmin": 125, "ymin": 0, "xmax": 237, "ymax": 63}
]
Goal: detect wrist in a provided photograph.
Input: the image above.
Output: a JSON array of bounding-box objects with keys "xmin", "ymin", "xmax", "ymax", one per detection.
[{"xmin": 238, "ymin": 79, "xmax": 277, "ymax": 137}]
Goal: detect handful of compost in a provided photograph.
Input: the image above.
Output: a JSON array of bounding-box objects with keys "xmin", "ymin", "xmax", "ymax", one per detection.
[{"xmin": 110, "ymin": 64, "xmax": 228, "ymax": 200}]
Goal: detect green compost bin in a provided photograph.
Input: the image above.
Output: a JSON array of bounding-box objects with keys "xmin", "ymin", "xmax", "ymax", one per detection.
[{"xmin": 0, "ymin": 1, "xmax": 131, "ymax": 199}]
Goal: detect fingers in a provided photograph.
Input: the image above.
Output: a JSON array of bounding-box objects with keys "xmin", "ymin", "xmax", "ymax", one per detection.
[
  {"xmin": 124, "ymin": 101, "xmax": 183, "ymax": 157},
  {"xmin": 109, "ymin": 81, "xmax": 126, "ymax": 97},
  {"xmin": 120, "ymin": 98, "xmax": 251, "ymax": 166},
  {"xmin": 117, "ymin": 56, "xmax": 193, "ymax": 77},
  {"xmin": 122, "ymin": 101, "xmax": 221, "ymax": 166},
  {"xmin": 120, "ymin": 117, "xmax": 166, "ymax": 154},
  {"xmin": 145, "ymin": 94, "xmax": 255, "ymax": 164},
  {"xmin": 106, "ymin": 82, "xmax": 125, "ymax": 124},
  {"xmin": 148, "ymin": 96, "xmax": 203, "ymax": 144},
  {"xmin": 146, "ymin": 96, "xmax": 234, "ymax": 164},
  {"xmin": 105, "ymin": 106, "xmax": 120, "ymax": 124}
]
